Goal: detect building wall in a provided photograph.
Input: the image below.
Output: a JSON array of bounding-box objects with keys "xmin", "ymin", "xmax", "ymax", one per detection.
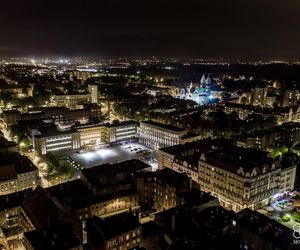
[
  {"xmin": 158, "ymin": 149, "xmax": 295, "ymax": 212},
  {"xmin": 53, "ymin": 94, "xmax": 91, "ymax": 109},
  {"xmin": 0, "ymin": 171, "xmax": 38, "ymax": 196},
  {"xmin": 34, "ymin": 132, "xmax": 81, "ymax": 156},
  {"xmin": 88, "ymin": 84, "xmax": 99, "ymax": 104},
  {"xmin": 138, "ymin": 123, "xmax": 184, "ymax": 149},
  {"xmin": 105, "ymin": 227, "xmax": 142, "ymax": 250},
  {"xmin": 78, "ymin": 125, "xmax": 103, "ymax": 146},
  {"xmin": 90, "ymin": 193, "xmax": 139, "ymax": 218},
  {"xmin": 280, "ymin": 166, "xmax": 296, "ymax": 192}
]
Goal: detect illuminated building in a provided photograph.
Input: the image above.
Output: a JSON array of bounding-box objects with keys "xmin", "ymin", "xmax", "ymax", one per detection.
[
  {"xmin": 76, "ymin": 121, "xmax": 138, "ymax": 147},
  {"xmin": 0, "ymin": 153, "xmax": 38, "ymax": 196},
  {"xmin": 34, "ymin": 128, "xmax": 80, "ymax": 156},
  {"xmin": 178, "ymin": 74, "xmax": 211, "ymax": 105},
  {"xmin": 138, "ymin": 121, "xmax": 201, "ymax": 149},
  {"xmin": 2, "ymin": 104, "xmax": 101, "ymax": 127},
  {"xmin": 102, "ymin": 121, "xmax": 138, "ymax": 143},
  {"xmin": 88, "ymin": 84, "xmax": 99, "ymax": 104},
  {"xmin": 224, "ymin": 102, "xmax": 300, "ymax": 123},
  {"xmin": 52, "ymin": 92, "xmax": 91, "ymax": 109},
  {"xmin": 158, "ymin": 139, "xmax": 297, "ymax": 212},
  {"xmin": 281, "ymin": 89, "xmax": 299, "ymax": 107}
]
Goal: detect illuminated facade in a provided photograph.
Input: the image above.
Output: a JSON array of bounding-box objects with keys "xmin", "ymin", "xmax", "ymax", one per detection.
[
  {"xmin": 158, "ymin": 139, "xmax": 297, "ymax": 212},
  {"xmin": 52, "ymin": 93, "xmax": 91, "ymax": 109},
  {"xmin": 179, "ymin": 74, "xmax": 211, "ymax": 105},
  {"xmin": 34, "ymin": 129, "xmax": 81, "ymax": 156},
  {"xmin": 88, "ymin": 84, "xmax": 99, "ymax": 104},
  {"xmin": 77, "ymin": 121, "xmax": 138, "ymax": 147},
  {"xmin": 138, "ymin": 121, "xmax": 200, "ymax": 149},
  {"xmin": 103, "ymin": 121, "xmax": 138, "ymax": 143},
  {"xmin": 77, "ymin": 124, "xmax": 104, "ymax": 146}
]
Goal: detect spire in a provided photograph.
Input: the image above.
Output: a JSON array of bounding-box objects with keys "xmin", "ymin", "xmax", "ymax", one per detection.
[
  {"xmin": 200, "ymin": 74, "xmax": 206, "ymax": 84},
  {"xmin": 189, "ymin": 81, "xmax": 193, "ymax": 90},
  {"xmin": 205, "ymin": 75, "xmax": 211, "ymax": 85}
]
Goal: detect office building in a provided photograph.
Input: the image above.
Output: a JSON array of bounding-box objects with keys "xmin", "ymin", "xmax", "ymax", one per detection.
[
  {"xmin": 34, "ymin": 127, "xmax": 80, "ymax": 156},
  {"xmin": 138, "ymin": 121, "xmax": 200, "ymax": 149}
]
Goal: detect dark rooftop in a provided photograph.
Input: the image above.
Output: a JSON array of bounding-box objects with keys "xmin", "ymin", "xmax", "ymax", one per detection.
[
  {"xmin": 21, "ymin": 186, "xmax": 71, "ymax": 229},
  {"xmin": 34, "ymin": 126, "xmax": 78, "ymax": 138},
  {"xmin": 0, "ymin": 153, "xmax": 37, "ymax": 176},
  {"xmin": 105, "ymin": 120, "xmax": 139, "ymax": 128},
  {"xmin": 24, "ymin": 222, "xmax": 82, "ymax": 250},
  {"xmin": 236, "ymin": 208, "xmax": 294, "ymax": 250},
  {"xmin": 81, "ymin": 159, "xmax": 149, "ymax": 188},
  {"xmin": 87, "ymin": 212, "xmax": 141, "ymax": 241},
  {"xmin": 141, "ymin": 120, "xmax": 186, "ymax": 133},
  {"xmin": 0, "ymin": 188, "xmax": 32, "ymax": 211}
]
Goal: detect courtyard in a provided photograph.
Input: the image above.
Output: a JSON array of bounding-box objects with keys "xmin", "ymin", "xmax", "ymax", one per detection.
[{"xmin": 70, "ymin": 141, "xmax": 157, "ymax": 169}]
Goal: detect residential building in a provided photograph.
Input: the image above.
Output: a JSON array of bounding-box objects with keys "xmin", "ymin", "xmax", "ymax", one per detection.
[
  {"xmin": 158, "ymin": 139, "xmax": 296, "ymax": 212},
  {"xmin": 86, "ymin": 212, "xmax": 142, "ymax": 250},
  {"xmin": 250, "ymin": 86, "xmax": 268, "ymax": 106},
  {"xmin": 224, "ymin": 102, "xmax": 300, "ymax": 123},
  {"xmin": 281, "ymin": 89, "xmax": 299, "ymax": 107},
  {"xmin": 0, "ymin": 153, "xmax": 38, "ymax": 196},
  {"xmin": 52, "ymin": 92, "xmax": 91, "ymax": 109},
  {"xmin": 88, "ymin": 84, "xmax": 99, "ymax": 104},
  {"xmin": 235, "ymin": 208, "xmax": 295, "ymax": 250}
]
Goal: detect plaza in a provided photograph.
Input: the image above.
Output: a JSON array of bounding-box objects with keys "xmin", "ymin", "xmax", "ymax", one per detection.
[{"xmin": 70, "ymin": 141, "xmax": 157, "ymax": 169}]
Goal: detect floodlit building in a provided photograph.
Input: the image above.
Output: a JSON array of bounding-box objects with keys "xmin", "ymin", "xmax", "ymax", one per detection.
[
  {"xmin": 138, "ymin": 121, "xmax": 200, "ymax": 149},
  {"xmin": 76, "ymin": 121, "xmax": 138, "ymax": 147},
  {"xmin": 102, "ymin": 121, "xmax": 138, "ymax": 144},
  {"xmin": 178, "ymin": 74, "xmax": 211, "ymax": 105},
  {"xmin": 34, "ymin": 127, "xmax": 80, "ymax": 156},
  {"xmin": 52, "ymin": 92, "xmax": 91, "ymax": 109}
]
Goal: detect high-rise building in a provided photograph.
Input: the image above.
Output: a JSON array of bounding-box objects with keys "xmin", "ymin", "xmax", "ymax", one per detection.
[
  {"xmin": 250, "ymin": 86, "xmax": 268, "ymax": 106},
  {"xmin": 88, "ymin": 84, "xmax": 99, "ymax": 104},
  {"xmin": 281, "ymin": 89, "xmax": 299, "ymax": 107}
]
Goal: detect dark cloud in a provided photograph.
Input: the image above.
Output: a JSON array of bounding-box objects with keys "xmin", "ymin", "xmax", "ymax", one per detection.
[{"xmin": 1, "ymin": 0, "xmax": 300, "ymax": 59}]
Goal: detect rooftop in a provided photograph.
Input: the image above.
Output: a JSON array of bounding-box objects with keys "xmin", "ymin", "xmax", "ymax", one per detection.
[
  {"xmin": 21, "ymin": 186, "xmax": 71, "ymax": 229},
  {"xmin": 0, "ymin": 188, "xmax": 32, "ymax": 211},
  {"xmin": 24, "ymin": 222, "xmax": 82, "ymax": 250},
  {"xmin": 0, "ymin": 153, "xmax": 37, "ymax": 176},
  {"xmin": 236, "ymin": 208, "xmax": 294, "ymax": 250},
  {"xmin": 141, "ymin": 120, "xmax": 186, "ymax": 133},
  {"xmin": 81, "ymin": 159, "xmax": 149, "ymax": 188},
  {"xmin": 87, "ymin": 212, "xmax": 141, "ymax": 242}
]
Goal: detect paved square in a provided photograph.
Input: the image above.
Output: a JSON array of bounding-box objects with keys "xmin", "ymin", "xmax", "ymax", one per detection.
[{"xmin": 70, "ymin": 142, "xmax": 156, "ymax": 168}]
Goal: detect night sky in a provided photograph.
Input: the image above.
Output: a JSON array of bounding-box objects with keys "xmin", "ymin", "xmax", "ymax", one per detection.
[{"xmin": 1, "ymin": 0, "xmax": 300, "ymax": 59}]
